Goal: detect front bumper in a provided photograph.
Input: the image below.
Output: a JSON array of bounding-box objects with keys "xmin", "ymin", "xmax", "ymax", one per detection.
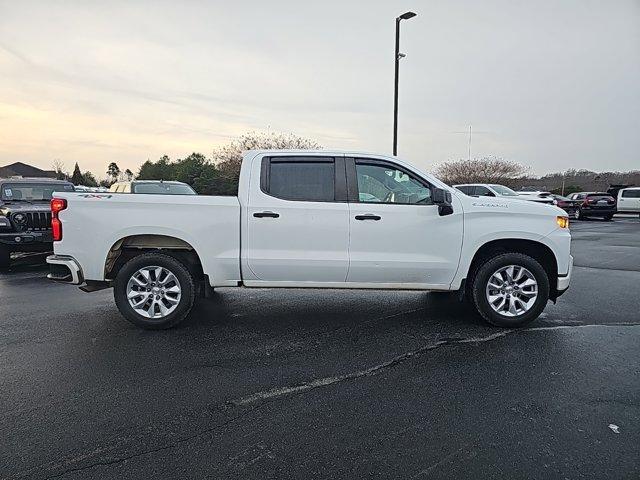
[
  {"xmin": 580, "ymin": 207, "xmax": 616, "ymax": 216},
  {"xmin": 0, "ymin": 231, "xmax": 53, "ymax": 249},
  {"xmin": 46, "ymin": 255, "xmax": 84, "ymax": 284},
  {"xmin": 556, "ymin": 255, "xmax": 573, "ymax": 292}
]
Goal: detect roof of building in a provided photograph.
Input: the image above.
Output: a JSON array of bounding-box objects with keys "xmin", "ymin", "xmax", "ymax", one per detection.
[{"xmin": 0, "ymin": 162, "xmax": 58, "ymax": 179}]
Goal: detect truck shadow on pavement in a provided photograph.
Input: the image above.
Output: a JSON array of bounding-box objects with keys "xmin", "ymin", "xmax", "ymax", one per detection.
[
  {"xmin": 181, "ymin": 287, "xmax": 486, "ymax": 336},
  {"xmin": 0, "ymin": 252, "xmax": 50, "ymax": 275}
]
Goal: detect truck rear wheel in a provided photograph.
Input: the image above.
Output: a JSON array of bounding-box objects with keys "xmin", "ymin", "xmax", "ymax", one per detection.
[
  {"xmin": 114, "ymin": 252, "xmax": 196, "ymax": 329},
  {"xmin": 471, "ymin": 252, "xmax": 549, "ymax": 328}
]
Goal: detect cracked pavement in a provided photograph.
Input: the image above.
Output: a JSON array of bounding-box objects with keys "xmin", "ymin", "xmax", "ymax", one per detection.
[{"xmin": 1, "ymin": 217, "xmax": 639, "ymax": 479}]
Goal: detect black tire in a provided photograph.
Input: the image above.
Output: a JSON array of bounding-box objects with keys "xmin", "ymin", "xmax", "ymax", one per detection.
[
  {"xmin": 604, "ymin": 214, "xmax": 614, "ymax": 221},
  {"xmin": 571, "ymin": 210, "xmax": 580, "ymax": 220},
  {"xmin": 114, "ymin": 252, "xmax": 196, "ymax": 330},
  {"xmin": 577, "ymin": 209, "xmax": 586, "ymax": 220},
  {"xmin": 471, "ymin": 252, "xmax": 550, "ymax": 328},
  {"xmin": 0, "ymin": 247, "xmax": 10, "ymax": 269}
]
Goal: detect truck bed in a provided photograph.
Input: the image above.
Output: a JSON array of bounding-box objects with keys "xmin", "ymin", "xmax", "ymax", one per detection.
[{"xmin": 54, "ymin": 192, "xmax": 241, "ymax": 285}]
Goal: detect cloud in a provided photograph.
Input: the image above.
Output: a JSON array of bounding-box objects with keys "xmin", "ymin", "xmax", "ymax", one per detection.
[{"xmin": 0, "ymin": 0, "xmax": 638, "ymax": 177}]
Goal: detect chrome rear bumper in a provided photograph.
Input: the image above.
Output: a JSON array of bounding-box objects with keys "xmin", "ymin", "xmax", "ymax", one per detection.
[{"xmin": 46, "ymin": 255, "xmax": 84, "ymax": 285}]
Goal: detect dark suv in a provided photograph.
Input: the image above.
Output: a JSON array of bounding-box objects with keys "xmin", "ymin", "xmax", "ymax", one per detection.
[
  {"xmin": 0, "ymin": 178, "xmax": 75, "ymax": 268},
  {"xmin": 568, "ymin": 192, "xmax": 617, "ymax": 220}
]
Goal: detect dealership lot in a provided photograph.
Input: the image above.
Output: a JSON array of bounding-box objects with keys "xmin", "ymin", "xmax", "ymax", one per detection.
[{"xmin": 1, "ymin": 217, "xmax": 639, "ymax": 479}]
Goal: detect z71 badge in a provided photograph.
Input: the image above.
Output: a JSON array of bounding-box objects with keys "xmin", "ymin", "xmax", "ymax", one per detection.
[{"xmin": 78, "ymin": 194, "xmax": 113, "ymax": 199}]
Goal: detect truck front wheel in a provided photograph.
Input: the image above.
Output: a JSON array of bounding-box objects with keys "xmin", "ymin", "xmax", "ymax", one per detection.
[
  {"xmin": 471, "ymin": 253, "xmax": 550, "ymax": 328},
  {"xmin": 114, "ymin": 252, "xmax": 196, "ymax": 329}
]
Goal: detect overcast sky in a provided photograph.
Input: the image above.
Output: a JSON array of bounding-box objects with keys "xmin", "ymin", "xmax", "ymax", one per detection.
[{"xmin": 0, "ymin": 0, "xmax": 638, "ymax": 178}]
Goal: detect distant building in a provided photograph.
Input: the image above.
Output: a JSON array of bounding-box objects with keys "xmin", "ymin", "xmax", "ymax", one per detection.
[{"xmin": 0, "ymin": 162, "xmax": 57, "ymax": 179}]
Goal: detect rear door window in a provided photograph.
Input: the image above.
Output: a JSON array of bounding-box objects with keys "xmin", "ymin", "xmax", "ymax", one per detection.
[{"xmin": 262, "ymin": 157, "xmax": 337, "ymax": 202}]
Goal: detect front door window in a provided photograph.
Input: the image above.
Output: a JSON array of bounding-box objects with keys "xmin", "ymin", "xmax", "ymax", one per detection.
[{"xmin": 355, "ymin": 163, "xmax": 431, "ymax": 205}]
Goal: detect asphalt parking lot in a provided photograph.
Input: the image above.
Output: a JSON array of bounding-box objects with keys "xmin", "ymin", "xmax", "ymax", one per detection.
[{"xmin": 1, "ymin": 217, "xmax": 639, "ymax": 480}]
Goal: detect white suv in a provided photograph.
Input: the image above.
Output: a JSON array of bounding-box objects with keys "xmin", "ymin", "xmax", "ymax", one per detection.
[
  {"xmin": 617, "ymin": 187, "xmax": 640, "ymax": 216},
  {"xmin": 454, "ymin": 184, "xmax": 555, "ymax": 204}
]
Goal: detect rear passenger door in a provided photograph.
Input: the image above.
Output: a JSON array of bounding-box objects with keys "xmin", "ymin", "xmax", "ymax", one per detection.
[{"xmin": 245, "ymin": 155, "xmax": 350, "ymax": 283}]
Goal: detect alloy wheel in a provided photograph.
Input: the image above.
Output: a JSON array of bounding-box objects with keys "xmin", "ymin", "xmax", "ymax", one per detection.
[
  {"xmin": 126, "ymin": 266, "xmax": 182, "ymax": 318},
  {"xmin": 485, "ymin": 265, "xmax": 538, "ymax": 317}
]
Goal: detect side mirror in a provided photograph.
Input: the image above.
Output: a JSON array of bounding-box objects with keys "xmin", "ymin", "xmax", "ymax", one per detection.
[{"xmin": 433, "ymin": 188, "xmax": 453, "ymax": 216}]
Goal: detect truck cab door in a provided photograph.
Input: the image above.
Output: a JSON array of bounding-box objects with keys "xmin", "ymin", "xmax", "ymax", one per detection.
[
  {"xmin": 346, "ymin": 157, "xmax": 463, "ymax": 288},
  {"xmin": 243, "ymin": 154, "xmax": 350, "ymax": 284}
]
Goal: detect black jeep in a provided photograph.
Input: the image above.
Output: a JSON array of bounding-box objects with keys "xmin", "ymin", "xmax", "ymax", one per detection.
[{"xmin": 0, "ymin": 178, "xmax": 75, "ymax": 268}]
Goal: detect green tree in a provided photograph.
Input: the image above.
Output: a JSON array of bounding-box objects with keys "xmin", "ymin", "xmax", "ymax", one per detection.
[
  {"xmin": 107, "ymin": 162, "xmax": 121, "ymax": 182},
  {"xmin": 124, "ymin": 169, "xmax": 134, "ymax": 181},
  {"xmin": 82, "ymin": 171, "xmax": 98, "ymax": 187},
  {"xmin": 137, "ymin": 155, "xmax": 176, "ymax": 180},
  {"xmin": 71, "ymin": 163, "xmax": 83, "ymax": 185},
  {"xmin": 131, "ymin": 131, "xmax": 321, "ymax": 195}
]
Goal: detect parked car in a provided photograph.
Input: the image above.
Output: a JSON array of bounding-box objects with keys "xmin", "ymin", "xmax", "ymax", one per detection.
[
  {"xmin": 454, "ymin": 183, "xmax": 521, "ymax": 198},
  {"xmin": 616, "ymin": 187, "xmax": 640, "ymax": 217},
  {"xmin": 548, "ymin": 194, "xmax": 581, "ymax": 219},
  {"xmin": 567, "ymin": 192, "xmax": 616, "ymax": 220},
  {"xmin": 516, "ymin": 191, "xmax": 556, "ymax": 205},
  {"xmin": 47, "ymin": 150, "xmax": 572, "ymax": 330},
  {"xmin": 453, "ymin": 184, "xmax": 555, "ymax": 204},
  {"xmin": 109, "ymin": 180, "xmax": 196, "ymax": 195},
  {"xmin": 0, "ymin": 177, "xmax": 75, "ymax": 268}
]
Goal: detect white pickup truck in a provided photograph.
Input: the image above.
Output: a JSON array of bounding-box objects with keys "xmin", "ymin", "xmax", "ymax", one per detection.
[{"xmin": 47, "ymin": 150, "xmax": 573, "ymax": 329}]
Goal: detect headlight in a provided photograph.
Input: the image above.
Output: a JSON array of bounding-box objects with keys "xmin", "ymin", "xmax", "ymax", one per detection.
[
  {"xmin": 0, "ymin": 216, "xmax": 11, "ymax": 228},
  {"xmin": 556, "ymin": 216, "xmax": 569, "ymax": 229}
]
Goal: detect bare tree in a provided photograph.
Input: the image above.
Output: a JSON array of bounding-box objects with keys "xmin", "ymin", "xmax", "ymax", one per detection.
[
  {"xmin": 52, "ymin": 159, "xmax": 69, "ymax": 180},
  {"xmin": 434, "ymin": 157, "xmax": 529, "ymax": 186},
  {"xmin": 212, "ymin": 131, "xmax": 322, "ymax": 180}
]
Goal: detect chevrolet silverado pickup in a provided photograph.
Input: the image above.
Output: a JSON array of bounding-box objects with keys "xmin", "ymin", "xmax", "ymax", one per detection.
[{"xmin": 46, "ymin": 150, "xmax": 573, "ymax": 329}]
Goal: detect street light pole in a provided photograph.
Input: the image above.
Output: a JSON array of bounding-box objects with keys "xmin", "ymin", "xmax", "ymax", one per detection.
[{"xmin": 393, "ymin": 11, "xmax": 417, "ymax": 156}]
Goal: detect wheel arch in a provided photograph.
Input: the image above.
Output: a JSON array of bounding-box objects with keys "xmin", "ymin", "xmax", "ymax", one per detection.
[
  {"xmin": 466, "ymin": 238, "xmax": 560, "ymax": 300},
  {"xmin": 104, "ymin": 234, "xmax": 207, "ymax": 284}
]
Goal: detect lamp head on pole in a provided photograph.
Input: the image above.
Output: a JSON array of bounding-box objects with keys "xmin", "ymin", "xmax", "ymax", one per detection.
[{"xmin": 398, "ymin": 11, "xmax": 417, "ymax": 21}]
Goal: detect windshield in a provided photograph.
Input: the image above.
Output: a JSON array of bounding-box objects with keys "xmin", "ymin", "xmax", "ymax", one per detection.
[
  {"xmin": 132, "ymin": 183, "xmax": 196, "ymax": 195},
  {"xmin": 1, "ymin": 183, "xmax": 74, "ymax": 201},
  {"xmin": 490, "ymin": 185, "xmax": 519, "ymax": 196}
]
